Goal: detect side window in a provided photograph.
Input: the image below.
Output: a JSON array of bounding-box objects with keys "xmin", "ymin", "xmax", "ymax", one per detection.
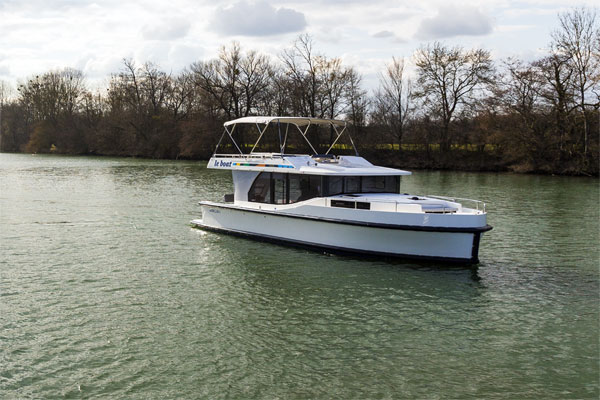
[
  {"xmin": 344, "ymin": 176, "xmax": 360, "ymax": 193},
  {"xmin": 308, "ymin": 176, "xmax": 322, "ymax": 199},
  {"xmin": 327, "ymin": 176, "xmax": 343, "ymax": 195},
  {"xmin": 273, "ymin": 173, "xmax": 287, "ymax": 204},
  {"xmin": 248, "ymin": 172, "xmax": 271, "ymax": 203},
  {"xmin": 386, "ymin": 176, "xmax": 400, "ymax": 193},
  {"xmin": 361, "ymin": 176, "xmax": 399, "ymax": 193},
  {"xmin": 362, "ymin": 176, "xmax": 386, "ymax": 192},
  {"xmin": 289, "ymin": 175, "xmax": 322, "ymax": 203},
  {"xmin": 289, "ymin": 174, "xmax": 303, "ymax": 203}
]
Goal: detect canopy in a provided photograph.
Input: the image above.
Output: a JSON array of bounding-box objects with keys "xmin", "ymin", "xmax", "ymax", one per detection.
[
  {"xmin": 215, "ymin": 115, "xmax": 357, "ymax": 156},
  {"xmin": 223, "ymin": 116, "xmax": 346, "ymax": 127}
]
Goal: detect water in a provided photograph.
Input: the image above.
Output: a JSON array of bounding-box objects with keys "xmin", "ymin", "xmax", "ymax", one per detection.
[{"xmin": 1, "ymin": 153, "xmax": 598, "ymax": 399}]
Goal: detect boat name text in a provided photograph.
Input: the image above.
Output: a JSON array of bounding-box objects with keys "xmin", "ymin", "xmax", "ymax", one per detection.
[{"xmin": 215, "ymin": 160, "xmax": 232, "ymax": 167}]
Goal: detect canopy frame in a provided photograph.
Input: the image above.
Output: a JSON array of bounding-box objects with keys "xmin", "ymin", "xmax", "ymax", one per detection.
[{"xmin": 214, "ymin": 116, "xmax": 358, "ymax": 156}]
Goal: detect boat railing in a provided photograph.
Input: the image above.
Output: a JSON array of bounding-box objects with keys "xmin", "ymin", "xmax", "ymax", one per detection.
[
  {"xmin": 426, "ymin": 195, "xmax": 486, "ymax": 213},
  {"xmin": 365, "ymin": 198, "xmax": 459, "ymax": 214},
  {"xmin": 213, "ymin": 153, "xmax": 305, "ymax": 159}
]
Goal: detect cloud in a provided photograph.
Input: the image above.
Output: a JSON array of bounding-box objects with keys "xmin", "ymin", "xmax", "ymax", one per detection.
[
  {"xmin": 141, "ymin": 18, "xmax": 191, "ymax": 41},
  {"xmin": 415, "ymin": 6, "xmax": 493, "ymax": 40},
  {"xmin": 372, "ymin": 30, "xmax": 394, "ymax": 38},
  {"xmin": 372, "ymin": 30, "xmax": 407, "ymax": 43},
  {"xmin": 211, "ymin": 1, "xmax": 306, "ymax": 36}
]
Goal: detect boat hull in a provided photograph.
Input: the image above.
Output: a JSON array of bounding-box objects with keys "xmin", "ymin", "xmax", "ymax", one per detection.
[{"xmin": 192, "ymin": 203, "xmax": 489, "ymax": 264}]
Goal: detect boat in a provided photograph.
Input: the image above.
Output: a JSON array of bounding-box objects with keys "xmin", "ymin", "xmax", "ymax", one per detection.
[{"xmin": 191, "ymin": 116, "xmax": 492, "ymax": 264}]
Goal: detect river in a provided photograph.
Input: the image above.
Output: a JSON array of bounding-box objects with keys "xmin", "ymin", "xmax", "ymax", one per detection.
[{"xmin": 1, "ymin": 153, "xmax": 598, "ymax": 399}]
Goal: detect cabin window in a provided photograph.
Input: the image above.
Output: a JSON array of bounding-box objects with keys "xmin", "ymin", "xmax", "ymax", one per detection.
[
  {"xmin": 248, "ymin": 172, "xmax": 271, "ymax": 203},
  {"xmin": 344, "ymin": 176, "xmax": 360, "ymax": 193},
  {"xmin": 331, "ymin": 199, "xmax": 355, "ymax": 208},
  {"xmin": 249, "ymin": 173, "xmax": 322, "ymax": 204},
  {"xmin": 248, "ymin": 173, "xmax": 400, "ymax": 204},
  {"xmin": 331, "ymin": 200, "xmax": 371, "ymax": 210},
  {"xmin": 289, "ymin": 175, "xmax": 321, "ymax": 203},
  {"xmin": 273, "ymin": 173, "xmax": 287, "ymax": 204},
  {"xmin": 323, "ymin": 176, "xmax": 400, "ymax": 196},
  {"xmin": 361, "ymin": 176, "xmax": 399, "ymax": 193},
  {"xmin": 327, "ymin": 176, "xmax": 343, "ymax": 195}
]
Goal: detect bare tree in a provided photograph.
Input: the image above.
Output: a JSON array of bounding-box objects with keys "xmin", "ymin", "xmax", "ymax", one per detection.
[
  {"xmin": 345, "ymin": 67, "xmax": 368, "ymax": 129},
  {"xmin": 373, "ymin": 57, "xmax": 412, "ymax": 150},
  {"xmin": 534, "ymin": 54, "xmax": 576, "ymax": 153},
  {"xmin": 414, "ymin": 42, "xmax": 494, "ymax": 152},
  {"xmin": 239, "ymin": 50, "xmax": 273, "ymax": 117},
  {"xmin": 551, "ymin": 7, "xmax": 600, "ymax": 154},
  {"xmin": 191, "ymin": 42, "xmax": 272, "ymax": 119},
  {"xmin": 0, "ymin": 80, "xmax": 8, "ymax": 151},
  {"xmin": 280, "ymin": 34, "xmax": 320, "ymax": 117}
]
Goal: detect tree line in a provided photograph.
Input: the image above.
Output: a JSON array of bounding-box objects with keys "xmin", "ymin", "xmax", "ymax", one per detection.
[{"xmin": 0, "ymin": 7, "xmax": 598, "ymax": 175}]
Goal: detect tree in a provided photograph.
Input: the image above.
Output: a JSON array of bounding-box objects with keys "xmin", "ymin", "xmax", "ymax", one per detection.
[
  {"xmin": 191, "ymin": 42, "xmax": 272, "ymax": 120},
  {"xmin": 372, "ymin": 57, "xmax": 412, "ymax": 150},
  {"xmin": 0, "ymin": 80, "xmax": 8, "ymax": 151},
  {"xmin": 414, "ymin": 42, "xmax": 494, "ymax": 152},
  {"xmin": 17, "ymin": 68, "xmax": 87, "ymax": 153},
  {"xmin": 551, "ymin": 7, "xmax": 600, "ymax": 155},
  {"xmin": 534, "ymin": 54, "xmax": 576, "ymax": 155},
  {"xmin": 280, "ymin": 34, "xmax": 320, "ymax": 117}
]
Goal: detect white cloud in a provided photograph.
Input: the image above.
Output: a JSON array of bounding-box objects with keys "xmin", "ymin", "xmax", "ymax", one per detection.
[
  {"xmin": 211, "ymin": 1, "xmax": 307, "ymax": 36},
  {"xmin": 371, "ymin": 30, "xmax": 407, "ymax": 44},
  {"xmin": 415, "ymin": 6, "xmax": 494, "ymax": 40},
  {"xmin": 141, "ymin": 18, "xmax": 191, "ymax": 41},
  {"xmin": 0, "ymin": 0, "xmax": 573, "ymax": 91},
  {"xmin": 373, "ymin": 30, "xmax": 394, "ymax": 38}
]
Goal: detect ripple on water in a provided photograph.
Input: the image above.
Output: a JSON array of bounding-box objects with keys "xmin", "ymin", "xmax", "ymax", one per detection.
[{"xmin": 0, "ymin": 154, "xmax": 598, "ymax": 399}]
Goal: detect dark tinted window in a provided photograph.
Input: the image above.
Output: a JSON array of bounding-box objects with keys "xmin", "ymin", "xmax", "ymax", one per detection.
[
  {"xmin": 344, "ymin": 176, "xmax": 360, "ymax": 193},
  {"xmin": 250, "ymin": 173, "xmax": 323, "ymax": 204},
  {"xmin": 324, "ymin": 175, "xmax": 400, "ymax": 195},
  {"xmin": 328, "ymin": 176, "xmax": 343, "ymax": 195},
  {"xmin": 273, "ymin": 173, "xmax": 286, "ymax": 204},
  {"xmin": 248, "ymin": 172, "xmax": 271, "ymax": 203},
  {"xmin": 289, "ymin": 175, "xmax": 321, "ymax": 203},
  {"xmin": 361, "ymin": 176, "xmax": 399, "ymax": 193},
  {"xmin": 249, "ymin": 173, "xmax": 399, "ymax": 204}
]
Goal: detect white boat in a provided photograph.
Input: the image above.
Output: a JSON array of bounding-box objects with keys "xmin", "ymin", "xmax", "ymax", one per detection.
[{"xmin": 191, "ymin": 116, "xmax": 492, "ymax": 264}]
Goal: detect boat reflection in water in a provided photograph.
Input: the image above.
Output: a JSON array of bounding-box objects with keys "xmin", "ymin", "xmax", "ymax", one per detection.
[{"xmin": 192, "ymin": 117, "xmax": 492, "ymax": 264}]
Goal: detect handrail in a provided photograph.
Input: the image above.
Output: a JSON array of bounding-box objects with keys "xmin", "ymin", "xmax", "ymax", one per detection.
[
  {"xmin": 426, "ymin": 195, "xmax": 486, "ymax": 213},
  {"xmin": 212, "ymin": 153, "xmax": 289, "ymax": 159}
]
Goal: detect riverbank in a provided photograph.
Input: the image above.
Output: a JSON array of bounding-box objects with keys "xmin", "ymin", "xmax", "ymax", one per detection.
[
  {"xmin": 4, "ymin": 147, "xmax": 597, "ymax": 177},
  {"xmin": 367, "ymin": 149, "xmax": 599, "ymax": 177}
]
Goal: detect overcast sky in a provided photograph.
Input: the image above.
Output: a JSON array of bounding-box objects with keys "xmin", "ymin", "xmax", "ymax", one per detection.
[{"xmin": 0, "ymin": 0, "xmax": 596, "ymax": 92}]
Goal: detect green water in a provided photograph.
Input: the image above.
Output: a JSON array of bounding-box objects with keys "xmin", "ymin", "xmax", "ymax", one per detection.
[{"xmin": 1, "ymin": 153, "xmax": 598, "ymax": 399}]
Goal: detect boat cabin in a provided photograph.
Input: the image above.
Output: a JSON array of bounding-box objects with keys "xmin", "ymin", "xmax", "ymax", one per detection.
[
  {"xmin": 209, "ymin": 116, "xmax": 411, "ymax": 206},
  {"xmin": 247, "ymin": 172, "xmax": 401, "ymax": 205}
]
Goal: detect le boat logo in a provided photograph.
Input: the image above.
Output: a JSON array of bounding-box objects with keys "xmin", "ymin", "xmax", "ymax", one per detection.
[{"xmin": 215, "ymin": 160, "xmax": 232, "ymax": 167}]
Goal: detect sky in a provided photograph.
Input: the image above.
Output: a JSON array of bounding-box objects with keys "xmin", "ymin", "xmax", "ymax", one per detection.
[{"xmin": 0, "ymin": 0, "xmax": 597, "ymax": 93}]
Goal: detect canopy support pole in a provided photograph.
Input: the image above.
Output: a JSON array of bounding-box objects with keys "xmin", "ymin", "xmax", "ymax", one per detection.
[
  {"xmin": 226, "ymin": 124, "xmax": 244, "ymax": 155},
  {"xmin": 281, "ymin": 124, "xmax": 289, "ymax": 154},
  {"xmin": 294, "ymin": 121, "xmax": 318, "ymax": 155},
  {"xmin": 250, "ymin": 123, "xmax": 269, "ymax": 154},
  {"xmin": 213, "ymin": 129, "xmax": 226, "ymax": 155},
  {"xmin": 324, "ymin": 123, "xmax": 346, "ymax": 154}
]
